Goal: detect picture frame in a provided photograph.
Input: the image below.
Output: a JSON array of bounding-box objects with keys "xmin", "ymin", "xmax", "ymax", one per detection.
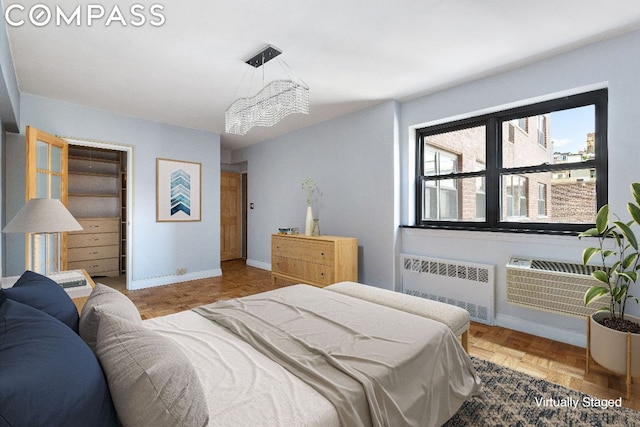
[{"xmin": 156, "ymin": 157, "xmax": 202, "ymax": 222}]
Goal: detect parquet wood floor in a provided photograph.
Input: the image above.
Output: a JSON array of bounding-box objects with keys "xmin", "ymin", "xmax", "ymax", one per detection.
[{"xmin": 119, "ymin": 259, "xmax": 639, "ymax": 412}]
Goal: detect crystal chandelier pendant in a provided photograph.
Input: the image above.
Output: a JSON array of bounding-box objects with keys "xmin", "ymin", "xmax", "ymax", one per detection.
[
  {"xmin": 225, "ymin": 45, "xmax": 309, "ymax": 135},
  {"xmin": 225, "ymin": 80, "xmax": 309, "ymax": 135}
]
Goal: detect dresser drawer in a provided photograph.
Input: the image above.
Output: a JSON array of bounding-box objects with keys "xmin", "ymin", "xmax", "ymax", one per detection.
[
  {"xmin": 68, "ymin": 245, "xmax": 119, "ymax": 262},
  {"xmin": 72, "ymin": 218, "xmax": 119, "ymax": 234},
  {"xmin": 68, "ymin": 257, "xmax": 119, "ymax": 276},
  {"xmin": 271, "ymin": 234, "xmax": 358, "ymax": 288},
  {"xmin": 68, "ymin": 232, "xmax": 119, "ymax": 248},
  {"xmin": 272, "ymin": 237, "xmax": 334, "ymax": 265},
  {"xmin": 273, "ymin": 257, "xmax": 334, "ymax": 285}
]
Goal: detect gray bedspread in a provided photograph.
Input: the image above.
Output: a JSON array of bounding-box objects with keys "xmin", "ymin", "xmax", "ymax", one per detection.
[{"xmin": 193, "ymin": 284, "xmax": 481, "ymax": 427}]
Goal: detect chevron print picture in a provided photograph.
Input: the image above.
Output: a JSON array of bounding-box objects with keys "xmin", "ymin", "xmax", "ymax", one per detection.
[
  {"xmin": 170, "ymin": 169, "xmax": 191, "ymax": 216},
  {"xmin": 156, "ymin": 158, "xmax": 201, "ymax": 222}
]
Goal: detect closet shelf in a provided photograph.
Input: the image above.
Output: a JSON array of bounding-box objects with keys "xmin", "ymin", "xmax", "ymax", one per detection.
[
  {"xmin": 69, "ymin": 155, "xmax": 120, "ymax": 164},
  {"xmin": 69, "ymin": 171, "xmax": 118, "ymax": 178},
  {"xmin": 69, "ymin": 193, "xmax": 119, "ymax": 198}
]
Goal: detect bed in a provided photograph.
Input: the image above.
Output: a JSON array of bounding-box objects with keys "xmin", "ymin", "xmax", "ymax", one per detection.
[{"xmin": 0, "ymin": 271, "xmax": 481, "ymax": 427}]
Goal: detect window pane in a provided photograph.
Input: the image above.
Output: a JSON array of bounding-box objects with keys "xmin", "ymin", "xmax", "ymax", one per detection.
[
  {"xmin": 424, "ymin": 149, "xmax": 437, "ymax": 176},
  {"xmin": 51, "ymin": 146, "xmax": 62, "ymax": 173},
  {"xmin": 503, "ymin": 106, "xmax": 595, "ymax": 169},
  {"xmin": 501, "ymin": 170, "xmax": 596, "ymax": 223},
  {"xmin": 424, "ymin": 125, "xmax": 485, "ymax": 173},
  {"xmin": 440, "ymin": 188, "xmax": 458, "ymax": 219},
  {"xmin": 36, "ymin": 172, "xmax": 48, "ymax": 198},
  {"xmin": 538, "ymin": 183, "xmax": 547, "ymax": 216},
  {"xmin": 423, "ymin": 185, "xmax": 437, "ymax": 220},
  {"xmin": 51, "ymin": 175, "xmax": 61, "ymax": 199},
  {"xmin": 36, "ymin": 141, "xmax": 48, "ymax": 170},
  {"xmin": 422, "ymin": 176, "xmax": 486, "ymax": 222}
]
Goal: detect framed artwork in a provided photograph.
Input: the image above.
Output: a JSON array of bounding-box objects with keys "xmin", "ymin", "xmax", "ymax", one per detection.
[{"xmin": 156, "ymin": 158, "xmax": 201, "ymax": 222}]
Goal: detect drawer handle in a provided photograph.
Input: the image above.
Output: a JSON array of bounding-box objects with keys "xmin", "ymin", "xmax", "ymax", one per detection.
[
  {"xmin": 89, "ymin": 238, "xmax": 100, "ymax": 241},
  {"xmin": 89, "ymin": 265, "xmax": 99, "ymax": 268},
  {"xmin": 89, "ymin": 251, "xmax": 99, "ymax": 255},
  {"xmin": 89, "ymin": 225, "xmax": 100, "ymax": 228}
]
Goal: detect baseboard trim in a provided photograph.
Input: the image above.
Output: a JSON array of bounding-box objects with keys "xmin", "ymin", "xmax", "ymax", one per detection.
[
  {"xmin": 246, "ymin": 259, "xmax": 271, "ymax": 271},
  {"xmin": 128, "ymin": 268, "xmax": 222, "ymax": 290}
]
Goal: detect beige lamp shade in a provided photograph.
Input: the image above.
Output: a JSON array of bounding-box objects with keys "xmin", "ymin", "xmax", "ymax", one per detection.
[{"xmin": 3, "ymin": 198, "xmax": 83, "ymax": 233}]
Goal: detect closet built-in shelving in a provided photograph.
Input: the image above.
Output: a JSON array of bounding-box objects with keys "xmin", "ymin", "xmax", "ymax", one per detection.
[{"xmin": 67, "ymin": 146, "xmax": 126, "ymax": 277}]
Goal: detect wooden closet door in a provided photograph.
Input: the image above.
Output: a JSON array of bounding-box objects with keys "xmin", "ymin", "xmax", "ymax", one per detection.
[
  {"xmin": 220, "ymin": 172, "xmax": 242, "ymax": 261},
  {"xmin": 25, "ymin": 126, "xmax": 69, "ymax": 270}
]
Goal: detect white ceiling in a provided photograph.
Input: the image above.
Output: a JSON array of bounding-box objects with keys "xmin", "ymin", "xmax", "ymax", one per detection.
[{"xmin": 5, "ymin": 1, "xmax": 640, "ymax": 151}]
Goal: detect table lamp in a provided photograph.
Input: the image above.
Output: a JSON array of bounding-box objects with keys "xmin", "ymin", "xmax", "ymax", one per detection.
[{"xmin": 3, "ymin": 198, "xmax": 83, "ymax": 275}]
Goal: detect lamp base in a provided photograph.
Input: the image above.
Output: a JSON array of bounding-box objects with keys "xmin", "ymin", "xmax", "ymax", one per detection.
[{"xmin": 29, "ymin": 232, "xmax": 61, "ymax": 275}]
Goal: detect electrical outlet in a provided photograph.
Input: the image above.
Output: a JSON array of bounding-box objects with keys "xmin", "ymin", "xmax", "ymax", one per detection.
[{"xmin": 176, "ymin": 268, "xmax": 186, "ymax": 275}]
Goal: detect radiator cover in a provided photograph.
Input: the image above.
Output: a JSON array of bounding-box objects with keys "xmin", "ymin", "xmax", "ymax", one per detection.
[
  {"xmin": 401, "ymin": 253, "xmax": 495, "ymax": 325},
  {"xmin": 506, "ymin": 256, "xmax": 607, "ymax": 317}
]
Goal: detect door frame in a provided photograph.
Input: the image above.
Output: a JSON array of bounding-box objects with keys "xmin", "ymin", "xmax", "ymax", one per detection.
[
  {"xmin": 25, "ymin": 126, "xmax": 69, "ymax": 271},
  {"xmin": 62, "ymin": 136, "xmax": 134, "ymax": 290}
]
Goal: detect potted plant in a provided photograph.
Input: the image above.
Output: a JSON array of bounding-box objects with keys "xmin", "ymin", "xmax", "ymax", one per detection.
[{"xmin": 580, "ymin": 182, "xmax": 640, "ymax": 396}]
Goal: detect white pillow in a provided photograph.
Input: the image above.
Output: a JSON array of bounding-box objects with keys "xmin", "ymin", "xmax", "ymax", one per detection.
[
  {"xmin": 79, "ymin": 283, "xmax": 141, "ymax": 352},
  {"xmin": 95, "ymin": 312, "xmax": 209, "ymax": 427}
]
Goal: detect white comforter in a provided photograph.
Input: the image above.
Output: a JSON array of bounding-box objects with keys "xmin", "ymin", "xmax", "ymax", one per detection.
[
  {"xmin": 144, "ymin": 285, "xmax": 480, "ymax": 427},
  {"xmin": 144, "ymin": 310, "xmax": 340, "ymax": 427}
]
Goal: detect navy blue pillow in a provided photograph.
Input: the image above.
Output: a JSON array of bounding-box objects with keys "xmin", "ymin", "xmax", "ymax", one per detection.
[
  {"xmin": 3, "ymin": 270, "xmax": 79, "ymax": 331},
  {"xmin": 0, "ymin": 299, "xmax": 118, "ymax": 426}
]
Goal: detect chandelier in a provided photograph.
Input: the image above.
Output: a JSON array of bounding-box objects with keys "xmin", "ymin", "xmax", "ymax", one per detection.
[{"xmin": 225, "ymin": 45, "xmax": 309, "ymax": 135}]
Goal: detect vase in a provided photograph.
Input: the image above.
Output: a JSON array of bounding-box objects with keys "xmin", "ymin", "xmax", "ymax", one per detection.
[
  {"xmin": 312, "ymin": 218, "xmax": 320, "ymax": 236},
  {"xmin": 305, "ymin": 206, "xmax": 313, "ymax": 236}
]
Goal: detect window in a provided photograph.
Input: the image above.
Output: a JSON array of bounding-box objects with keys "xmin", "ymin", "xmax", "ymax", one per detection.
[
  {"xmin": 423, "ymin": 147, "xmax": 459, "ymax": 220},
  {"xmin": 415, "ymin": 89, "xmax": 607, "ymax": 233},
  {"xmin": 537, "ymin": 115, "xmax": 546, "ymax": 147},
  {"xmin": 475, "ymin": 162, "xmax": 486, "ymax": 220},
  {"xmin": 504, "ymin": 175, "xmax": 527, "ymax": 218},
  {"xmin": 538, "ymin": 183, "xmax": 547, "ymax": 217}
]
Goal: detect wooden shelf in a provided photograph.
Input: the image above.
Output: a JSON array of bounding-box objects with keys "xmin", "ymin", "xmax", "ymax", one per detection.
[
  {"xmin": 69, "ymin": 171, "xmax": 118, "ymax": 178},
  {"xmin": 69, "ymin": 193, "xmax": 119, "ymax": 198},
  {"xmin": 69, "ymin": 155, "xmax": 120, "ymax": 164}
]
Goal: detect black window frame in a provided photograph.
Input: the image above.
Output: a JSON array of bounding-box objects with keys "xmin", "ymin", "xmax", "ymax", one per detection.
[{"xmin": 415, "ymin": 89, "xmax": 608, "ymax": 234}]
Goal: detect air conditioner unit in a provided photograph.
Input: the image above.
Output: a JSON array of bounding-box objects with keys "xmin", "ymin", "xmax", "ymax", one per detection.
[{"xmin": 506, "ymin": 256, "xmax": 607, "ymax": 317}]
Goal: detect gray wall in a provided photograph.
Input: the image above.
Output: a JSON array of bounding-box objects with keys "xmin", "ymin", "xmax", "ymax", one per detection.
[
  {"xmin": 233, "ymin": 101, "xmax": 399, "ymax": 288},
  {"xmin": 4, "ymin": 94, "xmax": 221, "ymax": 289},
  {"xmin": 398, "ymin": 28, "xmax": 640, "ymax": 346}
]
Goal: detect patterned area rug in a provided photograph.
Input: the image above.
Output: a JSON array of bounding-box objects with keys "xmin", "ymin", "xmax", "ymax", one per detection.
[{"xmin": 444, "ymin": 357, "xmax": 640, "ymax": 426}]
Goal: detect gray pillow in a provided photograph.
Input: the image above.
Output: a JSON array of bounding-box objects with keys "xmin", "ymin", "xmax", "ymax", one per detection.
[
  {"xmin": 79, "ymin": 283, "xmax": 141, "ymax": 352},
  {"xmin": 96, "ymin": 312, "xmax": 209, "ymax": 427}
]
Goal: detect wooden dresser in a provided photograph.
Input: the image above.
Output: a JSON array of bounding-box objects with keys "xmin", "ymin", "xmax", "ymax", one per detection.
[
  {"xmin": 67, "ymin": 217, "xmax": 120, "ymax": 277},
  {"xmin": 271, "ymin": 234, "xmax": 358, "ymax": 287}
]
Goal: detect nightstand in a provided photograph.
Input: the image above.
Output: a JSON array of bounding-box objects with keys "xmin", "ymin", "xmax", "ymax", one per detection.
[
  {"xmin": 1, "ymin": 269, "xmax": 95, "ymax": 314},
  {"xmin": 66, "ymin": 269, "xmax": 96, "ymax": 313}
]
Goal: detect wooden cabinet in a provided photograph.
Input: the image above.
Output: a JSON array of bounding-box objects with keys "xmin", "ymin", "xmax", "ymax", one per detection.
[
  {"xmin": 271, "ymin": 234, "xmax": 358, "ymax": 287},
  {"xmin": 68, "ymin": 218, "xmax": 120, "ymax": 276}
]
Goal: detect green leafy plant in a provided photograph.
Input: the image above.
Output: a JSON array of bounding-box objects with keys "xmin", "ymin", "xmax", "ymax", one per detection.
[{"xmin": 580, "ymin": 183, "xmax": 640, "ymax": 331}]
